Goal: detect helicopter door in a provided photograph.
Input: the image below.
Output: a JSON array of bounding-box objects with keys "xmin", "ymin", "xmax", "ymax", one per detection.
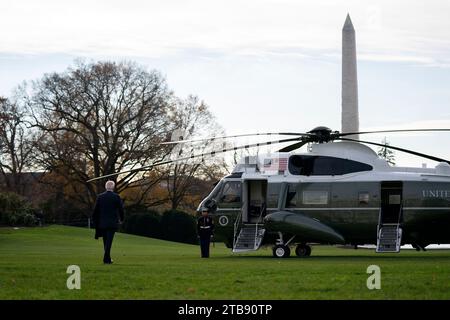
[
  {"xmin": 377, "ymin": 181, "xmax": 403, "ymax": 253},
  {"xmin": 380, "ymin": 181, "xmax": 403, "ymax": 224},
  {"xmin": 242, "ymin": 179, "xmax": 268, "ymax": 223}
]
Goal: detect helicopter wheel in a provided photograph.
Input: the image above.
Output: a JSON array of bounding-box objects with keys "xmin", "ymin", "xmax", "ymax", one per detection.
[
  {"xmin": 273, "ymin": 245, "xmax": 291, "ymax": 258},
  {"xmin": 295, "ymin": 244, "xmax": 311, "ymax": 257}
]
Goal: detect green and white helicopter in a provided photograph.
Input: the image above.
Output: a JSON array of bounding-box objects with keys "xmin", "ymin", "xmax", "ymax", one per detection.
[{"xmin": 89, "ymin": 126, "xmax": 450, "ymax": 258}]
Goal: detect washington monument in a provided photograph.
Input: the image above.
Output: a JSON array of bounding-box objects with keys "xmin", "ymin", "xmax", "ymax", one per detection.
[{"xmin": 341, "ymin": 14, "xmax": 359, "ymax": 139}]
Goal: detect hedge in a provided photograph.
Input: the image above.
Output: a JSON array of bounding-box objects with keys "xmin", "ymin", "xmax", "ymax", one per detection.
[{"xmin": 122, "ymin": 209, "xmax": 198, "ymax": 245}]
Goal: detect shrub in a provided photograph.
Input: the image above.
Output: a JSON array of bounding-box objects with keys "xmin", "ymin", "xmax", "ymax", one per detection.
[
  {"xmin": 0, "ymin": 192, "xmax": 36, "ymax": 226},
  {"xmin": 160, "ymin": 209, "xmax": 197, "ymax": 244},
  {"xmin": 122, "ymin": 208, "xmax": 198, "ymax": 245},
  {"xmin": 122, "ymin": 210, "xmax": 161, "ymax": 239}
]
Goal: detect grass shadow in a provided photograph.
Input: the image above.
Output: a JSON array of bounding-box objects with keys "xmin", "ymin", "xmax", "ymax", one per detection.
[{"xmin": 211, "ymin": 254, "xmax": 450, "ymax": 261}]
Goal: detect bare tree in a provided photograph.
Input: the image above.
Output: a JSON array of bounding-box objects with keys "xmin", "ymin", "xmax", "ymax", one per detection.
[
  {"xmin": 0, "ymin": 96, "xmax": 6, "ymax": 140},
  {"xmin": 120, "ymin": 167, "xmax": 169, "ymax": 209},
  {"xmin": 0, "ymin": 96, "xmax": 38, "ymax": 195},
  {"xmin": 164, "ymin": 95, "xmax": 227, "ymax": 210},
  {"xmin": 28, "ymin": 61, "xmax": 173, "ymax": 210}
]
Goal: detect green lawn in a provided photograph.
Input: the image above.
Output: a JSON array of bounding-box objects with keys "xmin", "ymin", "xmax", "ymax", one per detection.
[{"xmin": 0, "ymin": 225, "xmax": 449, "ymax": 299}]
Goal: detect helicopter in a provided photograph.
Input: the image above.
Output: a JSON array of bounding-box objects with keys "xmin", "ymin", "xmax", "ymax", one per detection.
[{"xmin": 88, "ymin": 126, "xmax": 450, "ymax": 258}]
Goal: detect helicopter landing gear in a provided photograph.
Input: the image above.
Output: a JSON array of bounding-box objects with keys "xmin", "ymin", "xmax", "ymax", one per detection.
[
  {"xmin": 272, "ymin": 232, "xmax": 295, "ymax": 258},
  {"xmin": 273, "ymin": 245, "xmax": 291, "ymax": 258},
  {"xmin": 295, "ymin": 244, "xmax": 312, "ymax": 257}
]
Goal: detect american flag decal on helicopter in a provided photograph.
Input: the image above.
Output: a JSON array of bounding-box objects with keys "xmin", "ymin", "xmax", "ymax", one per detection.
[{"xmin": 263, "ymin": 156, "xmax": 288, "ymax": 172}]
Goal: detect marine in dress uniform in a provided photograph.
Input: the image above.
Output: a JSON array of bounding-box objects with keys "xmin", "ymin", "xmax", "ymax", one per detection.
[{"xmin": 197, "ymin": 209, "xmax": 215, "ymax": 258}]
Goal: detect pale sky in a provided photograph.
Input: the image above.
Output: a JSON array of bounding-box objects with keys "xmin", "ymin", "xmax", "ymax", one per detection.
[{"xmin": 1, "ymin": 0, "xmax": 450, "ymax": 167}]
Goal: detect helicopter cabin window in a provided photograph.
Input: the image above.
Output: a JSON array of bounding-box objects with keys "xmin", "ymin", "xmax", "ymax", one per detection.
[
  {"xmin": 285, "ymin": 183, "xmax": 297, "ymax": 208},
  {"xmin": 289, "ymin": 155, "xmax": 373, "ymax": 176},
  {"xmin": 389, "ymin": 194, "xmax": 401, "ymax": 205},
  {"xmin": 358, "ymin": 192, "xmax": 370, "ymax": 205},
  {"xmin": 217, "ymin": 181, "xmax": 242, "ymax": 208},
  {"xmin": 302, "ymin": 190, "xmax": 329, "ymax": 205}
]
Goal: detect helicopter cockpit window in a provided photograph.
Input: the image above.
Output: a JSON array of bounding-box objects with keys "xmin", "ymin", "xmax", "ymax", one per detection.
[
  {"xmin": 289, "ymin": 155, "xmax": 373, "ymax": 176},
  {"xmin": 218, "ymin": 181, "xmax": 241, "ymax": 208},
  {"xmin": 208, "ymin": 180, "xmax": 223, "ymax": 199}
]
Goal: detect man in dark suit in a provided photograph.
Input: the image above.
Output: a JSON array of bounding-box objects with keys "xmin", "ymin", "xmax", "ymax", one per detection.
[
  {"xmin": 197, "ymin": 209, "xmax": 214, "ymax": 258},
  {"xmin": 92, "ymin": 180, "xmax": 125, "ymax": 264}
]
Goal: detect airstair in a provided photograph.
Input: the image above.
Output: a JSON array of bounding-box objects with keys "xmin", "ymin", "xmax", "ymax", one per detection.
[
  {"xmin": 233, "ymin": 224, "xmax": 265, "ymax": 252},
  {"xmin": 233, "ymin": 206, "xmax": 265, "ymax": 253},
  {"xmin": 376, "ymin": 207, "xmax": 403, "ymax": 253},
  {"xmin": 376, "ymin": 224, "xmax": 402, "ymax": 253}
]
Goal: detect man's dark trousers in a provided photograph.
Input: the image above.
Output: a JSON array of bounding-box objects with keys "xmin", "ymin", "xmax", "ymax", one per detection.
[
  {"xmin": 102, "ymin": 229, "xmax": 115, "ymax": 263},
  {"xmin": 200, "ymin": 236, "xmax": 211, "ymax": 258},
  {"xmin": 92, "ymin": 190, "xmax": 124, "ymax": 264}
]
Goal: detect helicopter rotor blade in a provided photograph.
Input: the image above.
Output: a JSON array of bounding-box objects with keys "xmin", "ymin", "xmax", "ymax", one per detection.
[
  {"xmin": 278, "ymin": 140, "xmax": 308, "ymax": 152},
  {"xmin": 160, "ymin": 132, "xmax": 311, "ymax": 145},
  {"xmin": 338, "ymin": 128, "xmax": 450, "ymax": 137},
  {"xmin": 87, "ymin": 136, "xmax": 304, "ymax": 182},
  {"xmin": 339, "ymin": 137, "xmax": 450, "ymax": 164}
]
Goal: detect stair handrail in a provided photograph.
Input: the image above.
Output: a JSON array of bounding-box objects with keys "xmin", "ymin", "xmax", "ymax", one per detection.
[
  {"xmin": 396, "ymin": 202, "xmax": 403, "ymax": 249},
  {"xmin": 376, "ymin": 206, "xmax": 383, "ymax": 252},
  {"xmin": 254, "ymin": 202, "xmax": 266, "ymax": 249},
  {"xmin": 377, "ymin": 207, "xmax": 382, "ymax": 237},
  {"xmin": 396, "ymin": 202, "xmax": 403, "ymax": 227},
  {"xmin": 233, "ymin": 208, "xmax": 243, "ymax": 249}
]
